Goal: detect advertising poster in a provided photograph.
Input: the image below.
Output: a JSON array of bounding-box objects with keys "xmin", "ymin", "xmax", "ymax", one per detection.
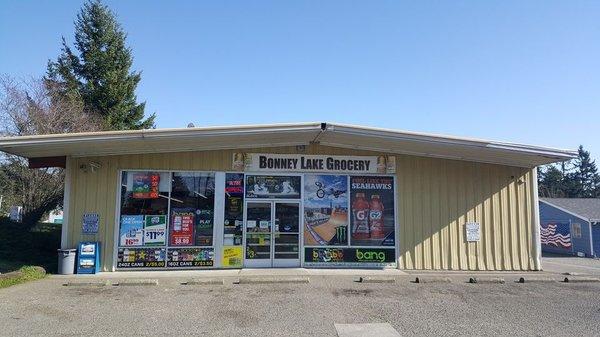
[
  {"xmin": 304, "ymin": 247, "xmax": 395, "ymax": 267},
  {"xmin": 541, "ymin": 222, "xmax": 572, "ymax": 253},
  {"xmin": 303, "ymin": 175, "xmax": 349, "ymax": 245},
  {"xmin": 350, "ymin": 176, "xmax": 395, "ymax": 246},
  {"xmin": 132, "ymin": 173, "xmax": 160, "ymax": 199},
  {"xmin": 245, "ymin": 175, "xmax": 301, "ymax": 199},
  {"xmin": 82, "ymin": 213, "xmax": 99, "ymax": 234},
  {"xmin": 117, "ymin": 248, "xmax": 166, "ymax": 268},
  {"xmin": 119, "ymin": 215, "xmax": 144, "ymax": 246},
  {"xmin": 167, "ymin": 248, "xmax": 214, "ymax": 267},
  {"xmin": 222, "ymin": 246, "xmax": 243, "ymax": 268},
  {"xmin": 195, "ymin": 209, "xmax": 214, "ymax": 246},
  {"xmin": 170, "ymin": 208, "xmax": 195, "ymax": 246},
  {"xmin": 144, "ymin": 215, "xmax": 167, "ymax": 245},
  {"xmin": 224, "ymin": 173, "xmax": 244, "ymax": 246}
]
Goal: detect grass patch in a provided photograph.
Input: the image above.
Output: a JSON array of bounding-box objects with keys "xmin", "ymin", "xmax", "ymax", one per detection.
[
  {"xmin": 0, "ymin": 266, "xmax": 47, "ymax": 289},
  {"xmin": 0, "ymin": 217, "xmax": 61, "ymax": 274}
]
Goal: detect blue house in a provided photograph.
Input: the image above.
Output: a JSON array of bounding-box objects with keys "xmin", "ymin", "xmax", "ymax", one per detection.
[{"xmin": 539, "ymin": 198, "xmax": 600, "ymax": 258}]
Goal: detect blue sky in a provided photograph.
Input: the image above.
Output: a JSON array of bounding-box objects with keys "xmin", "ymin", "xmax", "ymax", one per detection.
[{"xmin": 1, "ymin": 1, "xmax": 599, "ymax": 159}]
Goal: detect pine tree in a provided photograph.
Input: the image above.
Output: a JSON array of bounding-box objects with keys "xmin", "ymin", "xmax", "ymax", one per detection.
[
  {"xmin": 538, "ymin": 165, "xmax": 566, "ymax": 198},
  {"xmin": 571, "ymin": 145, "xmax": 600, "ymax": 197},
  {"xmin": 46, "ymin": 0, "xmax": 154, "ymax": 130}
]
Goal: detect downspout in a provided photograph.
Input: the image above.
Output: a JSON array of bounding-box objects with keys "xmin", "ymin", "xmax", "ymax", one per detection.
[{"xmin": 532, "ymin": 167, "xmax": 542, "ymax": 270}]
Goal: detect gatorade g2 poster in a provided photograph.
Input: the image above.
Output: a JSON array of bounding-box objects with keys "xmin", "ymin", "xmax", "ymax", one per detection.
[
  {"xmin": 303, "ymin": 174, "xmax": 349, "ymax": 245},
  {"xmin": 350, "ymin": 176, "xmax": 395, "ymax": 246},
  {"xmin": 167, "ymin": 248, "xmax": 214, "ymax": 267},
  {"xmin": 170, "ymin": 208, "xmax": 195, "ymax": 246},
  {"xmin": 117, "ymin": 248, "xmax": 166, "ymax": 268},
  {"xmin": 132, "ymin": 173, "xmax": 160, "ymax": 199}
]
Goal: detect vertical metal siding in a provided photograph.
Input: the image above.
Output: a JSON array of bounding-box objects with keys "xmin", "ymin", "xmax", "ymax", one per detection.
[{"xmin": 66, "ymin": 144, "xmax": 539, "ymax": 271}]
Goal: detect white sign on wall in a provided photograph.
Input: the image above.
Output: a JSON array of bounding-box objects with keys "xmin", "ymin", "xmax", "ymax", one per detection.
[
  {"xmin": 465, "ymin": 222, "xmax": 480, "ymax": 242},
  {"xmin": 232, "ymin": 153, "xmax": 396, "ymax": 174}
]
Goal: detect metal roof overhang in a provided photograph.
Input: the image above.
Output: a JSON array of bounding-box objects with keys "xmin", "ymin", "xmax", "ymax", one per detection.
[{"xmin": 0, "ymin": 122, "xmax": 576, "ymax": 168}]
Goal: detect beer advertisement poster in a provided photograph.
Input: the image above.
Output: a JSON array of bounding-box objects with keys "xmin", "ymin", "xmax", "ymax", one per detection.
[
  {"xmin": 143, "ymin": 215, "xmax": 166, "ymax": 246},
  {"xmin": 117, "ymin": 248, "xmax": 166, "ymax": 268},
  {"xmin": 170, "ymin": 208, "xmax": 195, "ymax": 246},
  {"xmin": 167, "ymin": 248, "xmax": 214, "ymax": 267},
  {"xmin": 350, "ymin": 176, "xmax": 395, "ymax": 246},
  {"xmin": 303, "ymin": 174, "xmax": 349, "ymax": 245},
  {"xmin": 119, "ymin": 215, "xmax": 144, "ymax": 246},
  {"xmin": 245, "ymin": 175, "xmax": 301, "ymax": 199},
  {"xmin": 132, "ymin": 172, "xmax": 160, "ymax": 199}
]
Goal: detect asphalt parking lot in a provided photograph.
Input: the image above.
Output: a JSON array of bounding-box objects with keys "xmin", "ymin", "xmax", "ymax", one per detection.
[{"xmin": 1, "ymin": 272, "xmax": 600, "ymax": 337}]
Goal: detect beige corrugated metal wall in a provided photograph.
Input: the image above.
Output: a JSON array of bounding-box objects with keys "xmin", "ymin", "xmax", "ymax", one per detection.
[{"xmin": 65, "ymin": 144, "xmax": 539, "ymax": 271}]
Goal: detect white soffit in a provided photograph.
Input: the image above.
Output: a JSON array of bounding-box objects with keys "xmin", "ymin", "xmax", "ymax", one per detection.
[{"xmin": 0, "ymin": 122, "xmax": 576, "ymax": 167}]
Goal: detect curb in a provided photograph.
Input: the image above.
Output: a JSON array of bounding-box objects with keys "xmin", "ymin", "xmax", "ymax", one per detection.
[
  {"xmin": 413, "ymin": 277, "xmax": 452, "ymax": 284},
  {"xmin": 113, "ymin": 279, "xmax": 159, "ymax": 286},
  {"xmin": 63, "ymin": 280, "xmax": 112, "ymax": 287},
  {"xmin": 469, "ymin": 277, "xmax": 505, "ymax": 284},
  {"xmin": 517, "ymin": 277, "xmax": 558, "ymax": 283},
  {"xmin": 181, "ymin": 279, "xmax": 225, "ymax": 286},
  {"xmin": 563, "ymin": 277, "xmax": 600, "ymax": 283},
  {"xmin": 355, "ymin": 276, "xmax": 396, "ymax": 284},
  {"xmin": 236, "ymin": 277, "xmax": 310, "ymax": 284}
]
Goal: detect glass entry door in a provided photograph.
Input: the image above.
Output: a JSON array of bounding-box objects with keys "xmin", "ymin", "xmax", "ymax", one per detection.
[{"xmin": 244, "ymin": 201, "xmax": 300, "ymax": 267}]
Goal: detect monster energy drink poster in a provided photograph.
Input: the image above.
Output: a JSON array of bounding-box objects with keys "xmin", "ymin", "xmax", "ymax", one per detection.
[
  {"xmin": 303, "ymin": 174, "xmax": 349, "ymax": 245},
  {"xmin": 350, "ymin": 176, "xmax": 395, "ymax": 246}
]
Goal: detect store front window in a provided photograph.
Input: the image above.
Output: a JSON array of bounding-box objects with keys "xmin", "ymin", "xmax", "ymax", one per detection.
[
  {"xmin": 116, "ymin": 171, "xmax": 216, "ymax": 269},
  {"xmin": 115, "ymin": 168, "xmax": 397, "ymax": 270}
]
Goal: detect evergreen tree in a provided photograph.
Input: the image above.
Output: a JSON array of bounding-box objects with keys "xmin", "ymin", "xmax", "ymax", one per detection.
[
  {"xmin": 538, "ymin": 145, "xmax": 600, "ymax": 198},
  {"xmin": 46, "ymin": 0, "xmax": 154, "ymax": 130},
  {"xmin": 538, "ymin": 165, "xmax": 566, "ymax": 198},
  {"xmin": 570, "ymin": 145, "xmax": 600, "ymax": 197}
]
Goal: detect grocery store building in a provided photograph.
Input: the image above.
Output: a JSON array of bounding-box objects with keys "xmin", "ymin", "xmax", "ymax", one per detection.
[{"xmin": 0, "ymin": 122, "xmax": 576, "ymax": 272}]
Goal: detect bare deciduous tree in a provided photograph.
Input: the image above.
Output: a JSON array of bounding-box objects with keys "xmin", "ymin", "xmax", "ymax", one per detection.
[{"xmin": 0, "ymin": 75, "xmax": 102, "ymax": 226}]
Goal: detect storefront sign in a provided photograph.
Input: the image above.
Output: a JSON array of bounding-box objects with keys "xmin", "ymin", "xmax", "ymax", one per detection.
[
  {"xmin": 82, "ymin": 212, "xmax": 99, "ymax": 234},
  {"xmin": 117, "ymin": 248, "xmax": 166, "ymax": 268},
  {"xmin": 304, "ymin": 247, "xmax": 395, "ymax": 267},
  {"xmin": 170, "ymin": 209, "xmax": 195, "ymax": 246},
  {"xmin": 234, "ymin": 153, "xmax": 396, "ymax": 174},
  {"xmin": 167, "ymin": 248, "xmax": 214, "ymax": 267},
  {"xmin": 119, "ymin": 215, "xmax": 144, "ymax": 246},
  {"xmin": 144, "ymin": 215, "xmax": 166, "ymax": 245},
  {"xmin": 222, "ymin": 246, "xmax": 243, "ymax": 267}
]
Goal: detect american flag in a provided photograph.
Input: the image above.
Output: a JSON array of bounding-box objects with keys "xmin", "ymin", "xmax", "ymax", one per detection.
[{"xmin": 541, "ymin": 223, "xmax": 572, "ymax": 248}]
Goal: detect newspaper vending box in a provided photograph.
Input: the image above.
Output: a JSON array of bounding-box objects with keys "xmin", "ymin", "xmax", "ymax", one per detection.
[{"xmin": 77, "ymin": 242, "xmax": 100, "ymax": 274}]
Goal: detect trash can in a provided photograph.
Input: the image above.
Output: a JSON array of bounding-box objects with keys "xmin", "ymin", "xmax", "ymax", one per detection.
[{"xmin": 57, "ymin": 249, "xmax": 77, "ymax": 275}]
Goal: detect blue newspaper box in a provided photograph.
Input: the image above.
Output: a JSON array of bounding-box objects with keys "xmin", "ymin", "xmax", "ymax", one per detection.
[{"xmin": 77, "ymin": 242, "xmax": 100, "ymax": 274}]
